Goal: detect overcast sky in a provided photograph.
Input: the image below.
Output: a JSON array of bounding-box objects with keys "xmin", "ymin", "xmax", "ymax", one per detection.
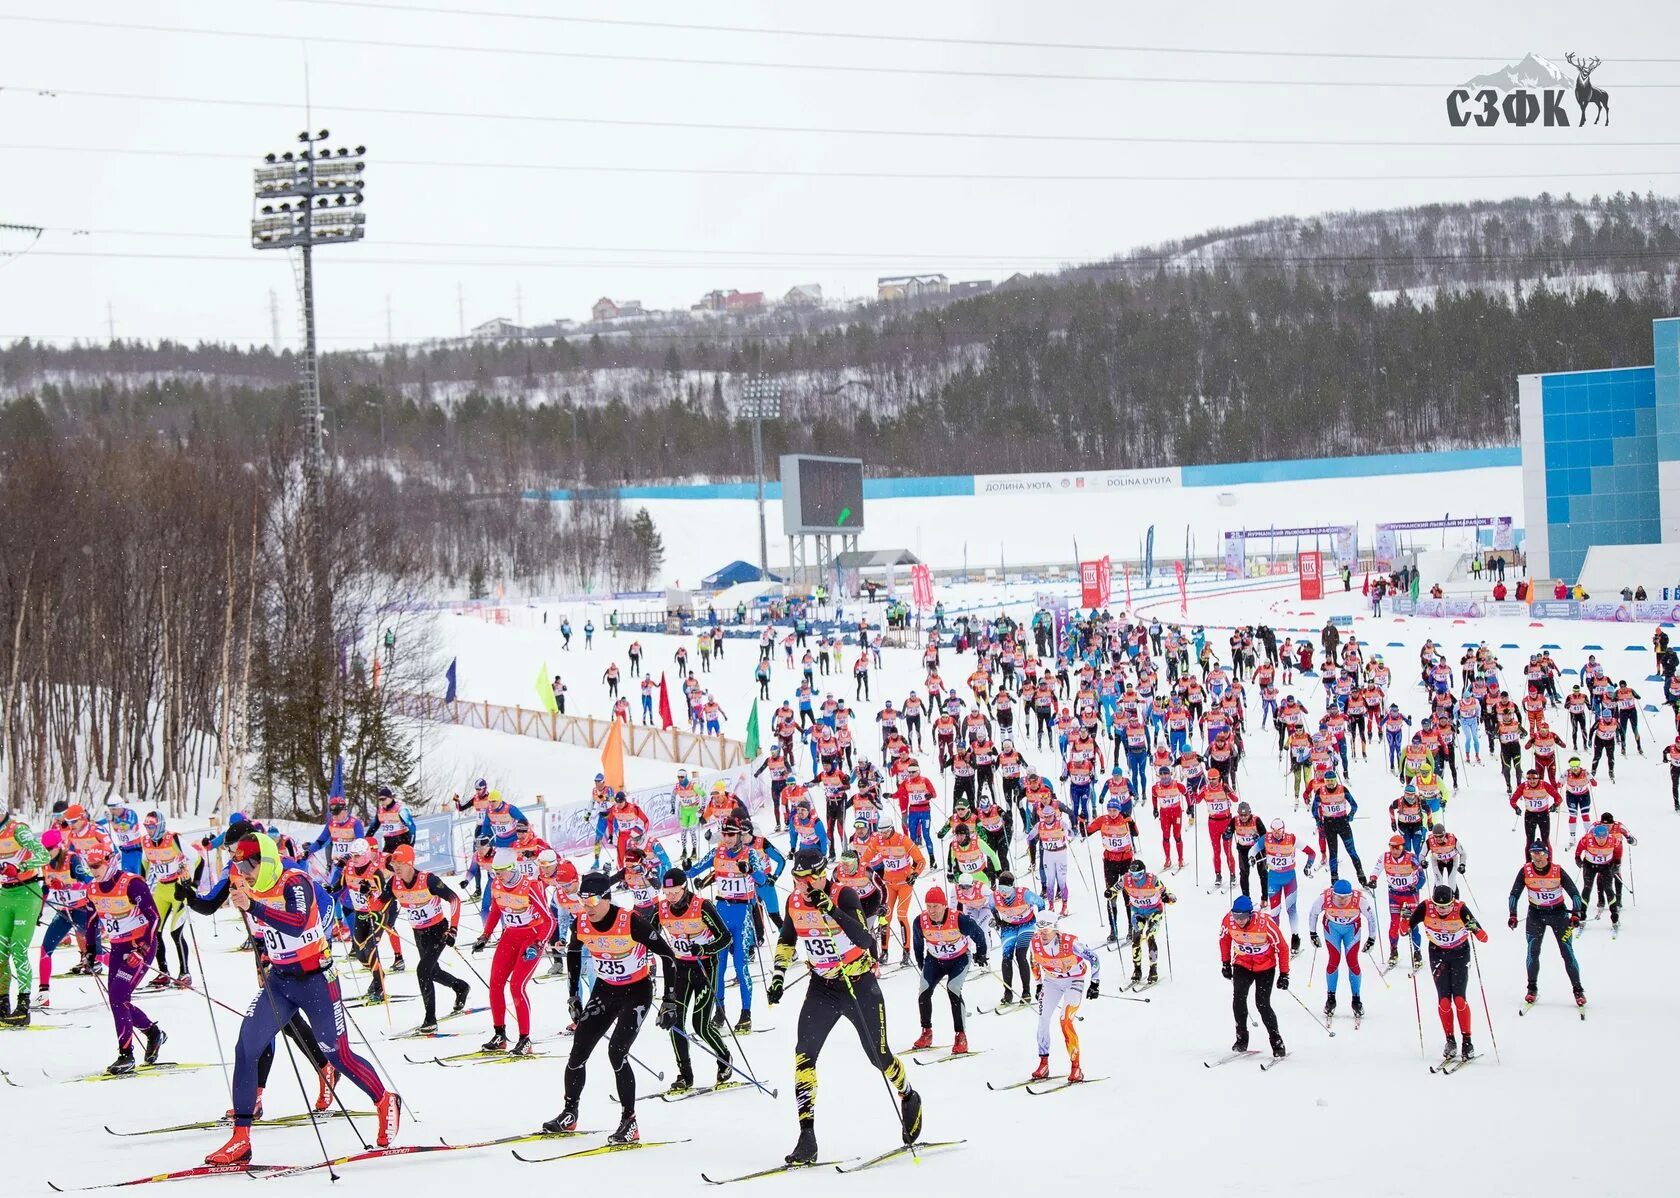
[{"xmin": 0, "ymin": 0, "xmax": 1676, "ymax": 348}]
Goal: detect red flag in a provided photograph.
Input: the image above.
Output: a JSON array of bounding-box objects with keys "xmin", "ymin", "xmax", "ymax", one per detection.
[
  {"xmin": 1174, "ymin": 561, "xmax": 1188, "ymax": 616},
  {"xmin": 1123, "ymin": 562, "xmax": 1133, "ymax": 611},
  {"xmin": 1098, "ymin": 555, "xmax": 1112, "ymax": 606},
  {"xmin": 1361, "ymin": 572, "xmax": 1370, "ymax": 597},
  {"xmin": 657, "ymin": 673, "xmax": 674, "ymax": 730},
  {"xmin": 910, "ymin": 564, "xmax": 934, "ymax": 610}
]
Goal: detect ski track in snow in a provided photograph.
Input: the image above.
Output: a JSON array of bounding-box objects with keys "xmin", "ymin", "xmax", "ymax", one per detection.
[{"xmin": 14, "ymin": 577, "xmax": 1675, "ymax": 1195}]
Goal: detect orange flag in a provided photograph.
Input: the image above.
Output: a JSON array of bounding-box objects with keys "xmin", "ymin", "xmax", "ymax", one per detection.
[{"xmin": 600, "ymin": 718, "xmax": 626, "ymax": 791}]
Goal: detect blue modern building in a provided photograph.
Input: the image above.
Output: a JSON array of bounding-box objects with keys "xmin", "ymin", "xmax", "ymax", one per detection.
[{"xmin": 1519, "ymin": 317, "xmax": 1680, "ymax": 582}]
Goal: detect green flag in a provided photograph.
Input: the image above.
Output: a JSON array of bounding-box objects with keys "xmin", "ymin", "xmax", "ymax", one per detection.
[
  {"xmin": 536, "ymin": 661, "xmax": 558, "ymax": 714},
  {"xmin": 744, "ymin": 699, "xmax": 761, "ymax": 759}
]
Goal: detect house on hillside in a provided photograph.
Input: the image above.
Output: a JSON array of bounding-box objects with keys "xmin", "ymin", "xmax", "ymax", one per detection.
[
  {"xmin": 591, "ymin": 297, "xmax": 620, "ymax": 322},
  {"xmin": 695, "ymin": 289, "xmax": 735, "ymax": 312},
  {"xmin": 471, "ymin": 317, "xmax": 528, "ymax": 340},
  {"xmin": 996, "ymin": 272, "xmax": 1036, "ymax": 291},
  {"xmin": 724, "ymin": 291, "xmax": 765, "ymax": 314},
  {"xmin": 783, "ymin": 283, "xmax": 823, "ymax": 309},
  {"xmin": 876, "ymin": 273, "xmax": 949, "ymax": 302},
  {"xmin": 949, "ymin": 279, "xmax": 993, "ymax": 298}
]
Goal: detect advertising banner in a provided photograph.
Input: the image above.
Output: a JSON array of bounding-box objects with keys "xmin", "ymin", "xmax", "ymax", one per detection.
[
  {"xmin": 1298, "ymin": 551, "xmax": 1323, "ymax": 601},
  {"xmin": 974, "ymin": 467, "xmax": 1181, "ymax": 497},
  {"xmin": 1494, "ymin": 516, "xmax": 1515, "ymax": 551},
  {"xmin": 1079, "ymin": 559, "xmax": 1104, "ymax": 608},
  {"xmin": 1174, "ymin": 561, "xmax": 1188, "ymax": 616},
  {"xmin": 1222, "ymin": 531, "xmax": 1245, "ymax": 580}
]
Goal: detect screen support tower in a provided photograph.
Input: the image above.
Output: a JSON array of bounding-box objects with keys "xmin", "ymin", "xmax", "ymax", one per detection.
[
  {"xmin": 788, "ymin": 531, "xmax": 859, "ymax": 591},
  {"xmin": 739, "ymin": 375, "xmax": 782, "ymax": 581}
]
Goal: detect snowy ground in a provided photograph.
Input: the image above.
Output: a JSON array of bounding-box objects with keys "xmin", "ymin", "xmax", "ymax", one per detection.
[{"xmin": 8, "ymin": 577, "xmax": 1676, "ymax": 1195}]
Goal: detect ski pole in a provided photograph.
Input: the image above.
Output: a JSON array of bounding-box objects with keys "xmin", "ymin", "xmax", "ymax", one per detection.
[
  {"xmin": 1306, "ymin": 936, "xmax": 1319, "ymax": 991},
  {"xmin": 627, "ymin": 1048, "xmax": 665, "ymax": 1082},
  {"xmin": 667, "ymin": 1024, "xmax": 777, "ymax": 1098},
  {"xmin": 1163, "ymin": 911, "xmax": 1173, "ymax": 982},
  {"xmin": 1282, "ymin": 981, "xmax": 1336, "ymax": 1037},
  {"xmin": 1409, "ymin": 951, "xmax": 1426, "ymax": 1060},
  {"xmin": 187, "ymin": 920, "xmax": 233, "ymax": 1105},
  {"xmin": 841, "ymin": 970, "xmax": 919, "ymax": 1160},
  {"xmin": 1469, "ymin": 940, "xmax": 1501, "ymax": 1064}
]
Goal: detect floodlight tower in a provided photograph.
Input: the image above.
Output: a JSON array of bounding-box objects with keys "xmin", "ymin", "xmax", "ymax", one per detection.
[{"xmin": 739, "ymin": 375, "xmax": 783, "ymax": 581}]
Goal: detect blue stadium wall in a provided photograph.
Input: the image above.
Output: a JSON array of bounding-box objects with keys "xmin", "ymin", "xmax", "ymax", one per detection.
[
  {"xmin": 525, "ymin": 447, "xmax": 1521, "ymax": 504},
  {"xmin": 1519, "ymin": 318, "xmax": 1680, "ymax": 582}
]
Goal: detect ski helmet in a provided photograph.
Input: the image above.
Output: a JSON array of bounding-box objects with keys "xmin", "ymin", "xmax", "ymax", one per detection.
[{"xmin": 1431, "ymin": 884, "xmax": 1454, "ymax": 905}]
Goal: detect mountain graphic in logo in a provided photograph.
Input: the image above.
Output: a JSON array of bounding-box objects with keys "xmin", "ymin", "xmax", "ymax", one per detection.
[{"xmin": 1462, "ymin": 53, "xmax": 1570, "ymax": 89}]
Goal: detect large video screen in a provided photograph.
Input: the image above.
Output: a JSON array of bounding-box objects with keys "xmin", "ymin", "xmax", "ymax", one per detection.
[{"xmin": 782, "ymin": 456, "xmax": 864, "ymax": 534}]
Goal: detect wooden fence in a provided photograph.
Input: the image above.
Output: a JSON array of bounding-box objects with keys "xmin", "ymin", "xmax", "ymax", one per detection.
[{"xmin": 390, "ymin": 692, "xmax": 748, "ymax": 770}]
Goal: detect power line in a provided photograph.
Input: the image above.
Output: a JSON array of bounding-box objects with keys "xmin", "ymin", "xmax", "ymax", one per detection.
[
  {"xmin": 5, "ymin": 142, "xmax": 1676, "ymax": 184},
  {"xmin": 272, "ymin": 1, "xmax": 1680, "ymax": 65},
  {"xmin": 9, "ymin": 15, "xmax": 1680, "ymax": 87},
  {"xmin": 15, "ymin": 84, "xmax": 1680, "ymax": 149}
]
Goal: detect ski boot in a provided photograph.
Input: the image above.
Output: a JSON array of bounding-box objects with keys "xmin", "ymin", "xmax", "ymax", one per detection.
[
  {"xmin": 1442, "ymin": 1034, "xmax": 1458, "ymax": 1061},
  {"xmin": 1525, "ymin": 987, "xmax": 1537, "ymax": 1008},
  {"xmin": 1146, "ymin": 965, "xmax": 1158, "ymax": 985},
  {"xmin": 363, "ymin": 978, "xmax": 385, "ymax": 1004},
  {"xmin": 1232, "ymin": 1033, "xmax": 1249, "ymax": 1053},
  {"xmin": 1270, "ymin": 1035, "xmax": 1286, "ymax": 1059},
  {"xmin": 1351, "ymin": 996, "xmax": 1364, "ymax": 1019},
  {"xmin": 1290, "ymin": 933, "xmax": 1301, "ymax": 954},
  {"xmin": 174, "ymin": 973, "xmax": 192, "ymax": 990},
  {"xmin": 1213, "ymin": 874, "xmax": 1223, "ymax": 888},
  {"xmin": 785, "ymin": 1127, "xmax": 820, "ymax": 1167},
  {"xmin": 2, "ymin": 995, "xmax": 28, "ymax": 1026},
  {"xmin": 482, "ymin": 1028, "xmax": 510, "ymax": 1052},
  {"xmin": 450, "ymin": 985, "xmax": 470, "ymax": 1016},
  {"xmin": 107, "ymin": 1047, "xmax": 137, "ymax": 1076},
  {"xmin": 34, "ymin": 987, "xmax": 50, "ymax": 1011},
  {"xmin": 376, "ymin": 1092, "xmax": 402, "ymax": 1148},
  {"xmin": 898, "ymin": 1087, "xmax": 923, "ymax": 1145},
  {"xmin": 1001, "ymin": 986, "xmax": 1014, "ymax": 1006},
  {"xmin": 1574, "ymin": 987, "xmax": 1587, "ymax": 1009},
  {"xmin": 1130, "ymin": 963, "xmax": 1143, "ymax": 986},
  {"xmin": 734, "ymin": 1011, "xmax": 752, "ymax": 1033},
  {"xmin": 147, "ymin": 972, "xmax": 174, "ymax": 991},
  {"xmin": 546, "ymin": 952, "xmax": 567, "ymax": 978},
  {"xmin": 951, "ymin": 1032, "xmax": 970, "ymax": 1055},
  {"xmin": 1059, "ymin": 900, "xmax": 1069, "ymax": 916},
  {"xmin": 717, "ymin": 1058, "xmax": 735, "ymax": 1086},
  {"xmin": 910, "ymin": 1027, "xmax": 935, "ymax": 1051},
  {"xmin": 204, "ymin": 1127, "xmax": 252, "ymax": 1166},
  {"xmin": 667, "ymin": 1069, "xmax": 694, "ymax": 1095},
  {"xmin": 390, "ymin": 954, "xmax": 407, "ymax": 974},
  {"xmin": 416, "ymin": 1016, "xmax": 440, "ymax": 1035},
  {"xmin": 1324, "ymin": 994, "xmax": 1336, "ymax": 1018},
  {"xmin": 142, "ymin": 1024, "xmax": 167, "ymax": 1065},
  {"xmin": 1411, "ymin": 946, "xmax": 1423, "ymax": 970},
  {"xmin": 607, "ymin": 1111, "xmax": 640, "ymax": 1146},
  {"xmin": 511, "ymin": 1035, "xmax": 534, "ymax": 1057},
  {"xmin": 315, "ymin": 1063, "xmax": 337, "ymax": 1111},
  {"xmin": 1030, "ymin": 1055, "xmax": 1051, "ymax": 1080},
  {"xmin": 1459, "ymin": 1035, "xmax": 1475, "ymax": 1060},
  {"xmin": 1067, "ymin": 1056, "xmax": 1085, "ymax": 1083},
  {"xmin": 542, "ymin": 1104, "xmax": 579, "ymax": 1135},
  {"xmin": 1387, "ymin": 947, "xmax": 1399, "ymax": 967}
]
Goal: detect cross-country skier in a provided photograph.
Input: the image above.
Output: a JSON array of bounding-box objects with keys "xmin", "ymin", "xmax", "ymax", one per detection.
[
  {"xmin": 655, "ymin": 868, "xmax": 734, "ymax": 1093},
  {"xmin": 1307, "ymin": 878, "xmax": 1377, "ymax": 1020},
  {"xmin": 909, "ymin": 885, "xmax": 987, "ymax": 1054},
  {"xmin": 768, "ymin": 850, "xmax": 922, "ymax": 1168},
  {"xmin": 208, "ymin": 833, "xmax": 400, "ymax": 1165},
  {"xmin": 1409, "ymin": 884, "xmax": 1488, "ymax": 1063},
  {"xmin": 543, "ymin": 872, "xmax": 675, "ymax": 1146},
  {"xmin": 87, "ymin": 845, "xmax": 164, "ymax": 1070},
  {"xmin": 1507, "ymin": 840, "xmax": 1586, "ymax": 1011},
  {"xmin": 1219, "ymin": 894, "xmax": 1288, "ymax": 1058},
  {"xmin": 378, "ymin": 844, "xmax": 469, "ymax": 1034},
  {"xmin": 992, "ymin": 871, "xmax": 1046, "ymax": 1006},
  {"xmin": 1027, "ymin": 911, "xmax": 1099, "ymax": 1081}
]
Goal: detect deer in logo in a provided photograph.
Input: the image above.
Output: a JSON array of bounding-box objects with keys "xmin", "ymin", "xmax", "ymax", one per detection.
[{"xmin": 1565, "ymin": 53, "xmax": 1609, "ymax": 126}]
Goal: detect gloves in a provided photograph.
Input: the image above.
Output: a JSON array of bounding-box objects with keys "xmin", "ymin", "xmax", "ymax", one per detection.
[
  {"xmin": 1276, "ymin": 972, "xmax": 1290, "ymax": 991},
  {"xmin": 0, "ymin": 862, "xmax": 20, "ymax": 881},
  {"xmin": 444, "ymin": 928, "xmax": 457, "ymax": 948},
  {"xmin": 199, "ymin": 835, "xmax": 215, "ymax": 849},
  {"xmin": 1568, "ymin": 912, "xmax": 1583, "ymax": 928},
  {"xmin": 975, "ymin": 957, "xmax": 989, "ymax": 970},
  {"xmin": 1302, "ymin": 862, "xmax": 1314, "ymax": 878},
  {"xmin": 1473, "ymin": 928, "xmax": 1488, "ymax": 944},
  {"xmin": 766, "ymin": 975, "xmax": 785, "ymax": 1006},
  {"xmin": 1507, "ymin": 914, "xmax": 1519, "ymax": 929},
  {"xmin": 656, "ymin": 1000, "xmax": 681, "ymax": 1030},
  {"xmin": 1362, "ymin": 937, "xmax": 1375, "ymax": 953},
  {"xmin": 567, "ymin": 996, "xmax": 583, "ymax": 1024},
  {"xmin": 1221, "ymin": 962, "xmax": 1234, "ymax": 980},
  {"xmin": 1457, "ymin": 863, "xmax": 1466, "ymax": 874},
  {"xmin": 123, "ymin": 950, "xmax": 145, "ymax": 971},
  {"xmin": 471, "ymin": 939, "xmax": 488, "ymax": 954},
  {"xmin": 1309, "ymin": 932, "xmax": 1321, "ymax": 949},
  {"xmin": 1086, "ymin": 980, "xmax": 1099, "ymax": 1000},
  {"xmin": 522, "ymin": 944, "xmax": 539, "ymax": 962},
  {"xmin": 1034, "ymin": 983, "xmax": 1043, "ymax": 1002}
]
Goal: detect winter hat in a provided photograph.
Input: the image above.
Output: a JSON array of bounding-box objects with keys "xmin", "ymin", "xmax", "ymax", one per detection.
[
  {"xmin": 1231, "ymin": 895, "xmax": 1254, "ymax": 914},
  {"xmin": 923, "ymin": 886, "xmax": 948, "ymax": 907},
  {"xmin": 578, "ymin": 871, "xmax": 612, "ymax": 897}
]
